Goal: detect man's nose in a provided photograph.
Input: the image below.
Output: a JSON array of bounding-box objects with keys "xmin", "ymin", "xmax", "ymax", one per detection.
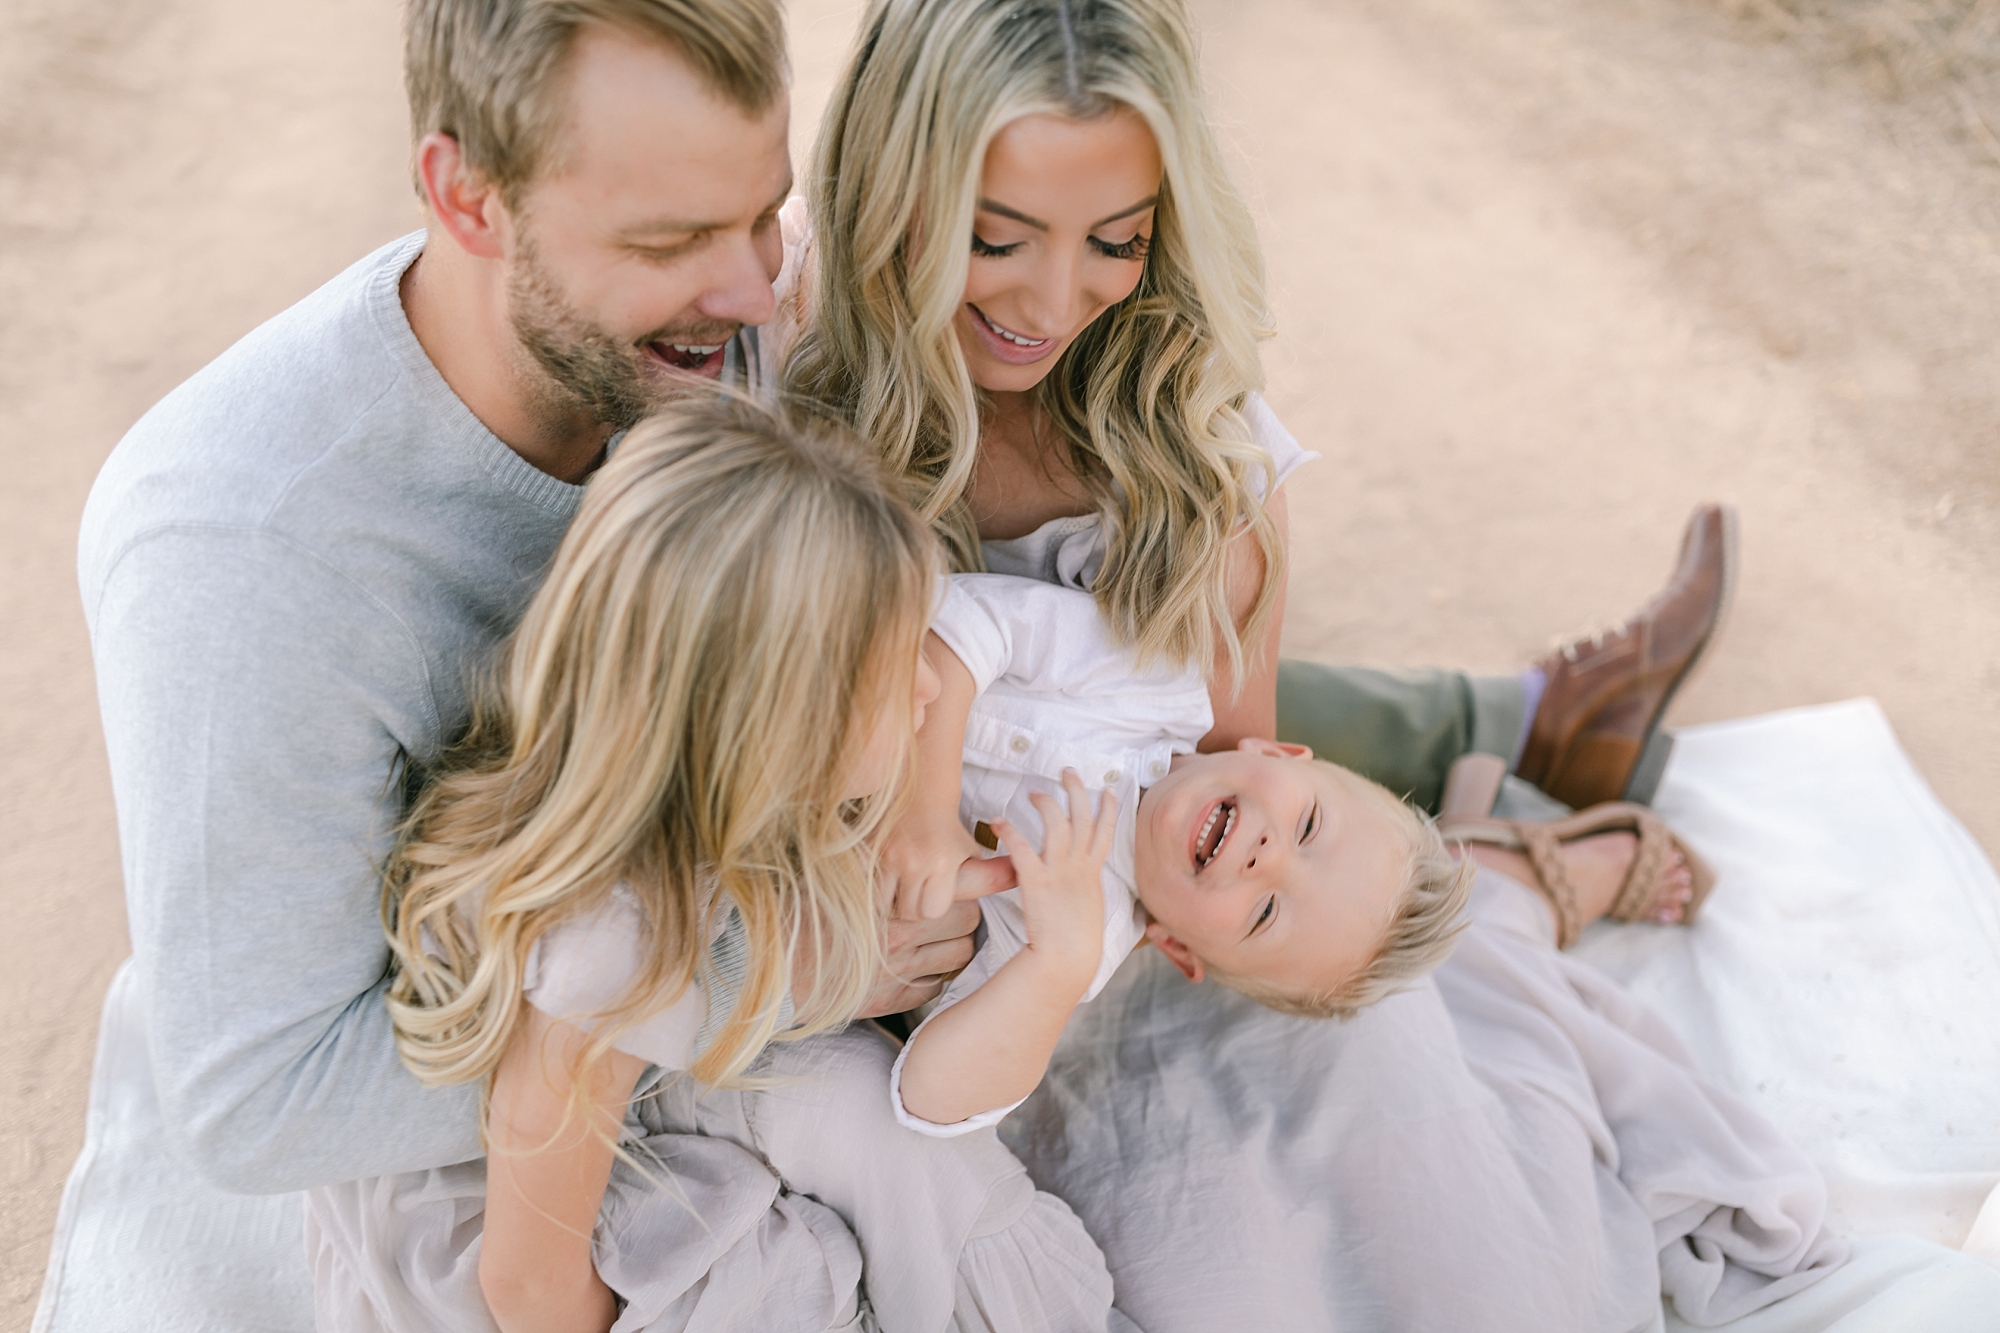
[{"xmin": 695, "ymin": 231, "xmax": 779, "ymax": 328}]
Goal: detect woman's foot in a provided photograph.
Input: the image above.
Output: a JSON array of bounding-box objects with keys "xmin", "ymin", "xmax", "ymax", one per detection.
[{"xmin": 1459, "ymin": 832, "xmax": 1696, "ymax": 930}]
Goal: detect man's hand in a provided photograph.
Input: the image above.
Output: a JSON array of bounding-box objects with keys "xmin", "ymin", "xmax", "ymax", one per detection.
[{"xmin": 855, "ymin": 898, "xmax": 984, "ymax": 1018}]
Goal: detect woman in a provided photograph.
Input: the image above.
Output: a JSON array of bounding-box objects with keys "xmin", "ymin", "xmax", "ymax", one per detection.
[
  {"xmin": 777, "ymin": 2, "xmax": 1847, "ymax": 1328},
  {"xmin": 779, "ymin": 0, "xmax": 1709, "ymax": 926}
]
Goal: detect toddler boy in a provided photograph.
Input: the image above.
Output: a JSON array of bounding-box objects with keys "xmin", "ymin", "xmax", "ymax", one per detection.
[{"xmin": 890, "ymin": 574, "xmax": 1472, "ymax": 1135}]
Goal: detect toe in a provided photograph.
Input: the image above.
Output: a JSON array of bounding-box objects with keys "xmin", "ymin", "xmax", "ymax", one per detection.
[{"xmin": 1660, "ymin": 881, "xmax": 1695, "ymax": 922}]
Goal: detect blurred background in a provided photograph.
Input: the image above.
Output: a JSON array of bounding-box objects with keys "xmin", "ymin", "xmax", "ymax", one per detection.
[{"xmin": 1, "ymin": 0, "xmax": 1995, "ymax": 1323}]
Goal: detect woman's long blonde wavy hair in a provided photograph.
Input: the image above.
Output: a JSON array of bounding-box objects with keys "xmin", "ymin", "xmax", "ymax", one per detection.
[
  {"xmin": 384, "ymin": 396, "xmax": 934, "ymax": 1104},
  {"xmin": 784, "ymin": 0, "xmax": 1282, "ymax": 683}
]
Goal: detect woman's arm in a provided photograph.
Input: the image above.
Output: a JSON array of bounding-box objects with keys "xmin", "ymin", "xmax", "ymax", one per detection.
[
  {"xmin": 898, "ymin": 771, "xmax": 1114, "ymax": 1126},
  {"xmin": 480, "ymin": 1003, "xmax": 646, "ymax": 1333},
  {"xmin": 878, "ymin": 633, "xmax": 1015, "ymax": 921},
  {"xmin": 1202, "ymin": 485, "xmax": 1291, "ymax": 751}
]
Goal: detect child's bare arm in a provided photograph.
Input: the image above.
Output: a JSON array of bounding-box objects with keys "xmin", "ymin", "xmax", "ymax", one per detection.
[
  {"xmin": 480, "ymin": 1003, "xmax": 645, "ymax": 1333},
  {"xmin": 898, "ymin": 770, "xmax": 1116, "ymax": 1126},
  {"xmin": 879, "ymin": 632, "xmax": 1015, "ymax": 920}
]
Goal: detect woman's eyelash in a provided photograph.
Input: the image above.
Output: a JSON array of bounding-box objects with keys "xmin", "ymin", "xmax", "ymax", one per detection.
[
  {"xmin": 971, "ymin": 233, "xmax": 1150, "ymax": 260},
  {"xmin": 1090, "ymin": 233, "xmax": 1151, "ymax": 261}
]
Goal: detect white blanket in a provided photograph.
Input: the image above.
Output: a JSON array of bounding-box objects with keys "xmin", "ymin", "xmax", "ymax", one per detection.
[
  {"xmin": 1575, "ymin": 700, "xmax": 2000, "ymax": 1254},
  {"xmin": 31, "ymin": 700, "xmax": 2000, "ymax": 1332}
]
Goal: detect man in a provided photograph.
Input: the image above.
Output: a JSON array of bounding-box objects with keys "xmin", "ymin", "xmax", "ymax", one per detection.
[
  {"xmin": 79, "ymin": 0, "xmax": 991, "ymax": 1198},
  {"xmin": 69, "ymin": 0, "xmax": 1721, "ymax": 1316}
]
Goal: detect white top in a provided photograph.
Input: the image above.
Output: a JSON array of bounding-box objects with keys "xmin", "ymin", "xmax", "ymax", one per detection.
[
  {"xmin": 981, "ymin": 394, "xmax": 1313, "ymax": 589},
  {"xmin": 887, "ymin": 399, "xmax": 1315, "ymax": 1136},
  {"xmin": 522, "ymin": 888, "xmax": 705, "ymax": 1071},
  {"xmin": 881, "ymin": 576, "xmax": 1205, "ymax": 1136}
]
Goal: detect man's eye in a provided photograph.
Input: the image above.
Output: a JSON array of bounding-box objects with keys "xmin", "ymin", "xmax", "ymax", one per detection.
[
  {"xmin": 971, "ymin": 234, "xmax": 1021, "ymax": 257},
  {"xmin": 634, "ymin": 238, "xmax": 701, "ymax": 264},
  {"xmin": 1089, "ymin": 233, "xmax": 1151, "ymax": 261}
]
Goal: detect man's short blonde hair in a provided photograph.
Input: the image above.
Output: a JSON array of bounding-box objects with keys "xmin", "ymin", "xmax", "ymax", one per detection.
[
  {"xmin": 1215, "ymin": 762, "xmax": 1474, "ymax": 1021},
  {"xmin": 404, "ymin": 0, "xmax": 788, "ymax": 206}
]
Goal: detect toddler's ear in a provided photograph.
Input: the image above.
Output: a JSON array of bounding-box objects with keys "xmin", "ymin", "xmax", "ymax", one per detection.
[
  {"xmin": 1143, "ymin": 920, "xmax": 1206, "ymax": 983},
  {"xmin": 1236, "ymin": 737, "xmax": 1313, "ymax": 761}
]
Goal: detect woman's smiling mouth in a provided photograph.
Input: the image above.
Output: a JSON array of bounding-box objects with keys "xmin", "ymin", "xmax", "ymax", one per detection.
[{"xmin": 967, "ymin": 304, "xmax": 1061, "ymax": 365}]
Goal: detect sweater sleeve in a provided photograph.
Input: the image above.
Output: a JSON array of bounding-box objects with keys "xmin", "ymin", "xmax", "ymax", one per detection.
[{"xmin": 88, "ymin": 526, "xmax": 481, "ymax": 1193}]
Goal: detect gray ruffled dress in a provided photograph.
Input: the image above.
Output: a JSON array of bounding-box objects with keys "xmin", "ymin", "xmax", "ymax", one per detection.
[{"xmin": 304, "ymin": 891, "xmax": 1127, "ymax": 1333}]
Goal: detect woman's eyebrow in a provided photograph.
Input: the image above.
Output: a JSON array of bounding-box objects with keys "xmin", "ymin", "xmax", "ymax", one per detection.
[
  {"xmin": 977, "ymin": 198, "xmax": 1048, "ymax": 230},
  {"xmin": 975, "ymin": 195, "xmax": 1159, "ymax": 230},
  {"xmin": 1091, "ymin": 196, "xmax": 1158, "ymax": 227}
]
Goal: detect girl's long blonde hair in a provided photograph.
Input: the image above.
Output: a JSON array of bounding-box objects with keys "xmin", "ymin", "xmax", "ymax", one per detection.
[
  {"xmin": 385, "ymin": 395, "xmax": 934, "ymax": 1099},
  {"xmin": 784, "ymin": 0, "xmax": 1282, "ymax": 683}
]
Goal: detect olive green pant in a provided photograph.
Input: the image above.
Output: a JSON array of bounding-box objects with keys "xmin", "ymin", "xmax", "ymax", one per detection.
[{"xmin": 1274, "ymin": 659, "xmax": 1526, "ymax": 814}]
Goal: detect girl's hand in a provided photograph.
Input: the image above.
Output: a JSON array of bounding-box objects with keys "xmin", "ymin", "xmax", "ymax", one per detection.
[
  {"xmin": 990, "ymin": 769, "xmax": 1117, "ymax": 986},
  {"xmin": 879, "ymin": 810, "xmax": 1016, "ymax": 921},
  {"xmin": 877, "ymin": 632, "xmax": 1017, "ymax": 921}
]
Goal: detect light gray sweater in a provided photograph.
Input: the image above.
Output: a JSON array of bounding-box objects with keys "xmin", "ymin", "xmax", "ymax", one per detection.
[{"xmin": 80, "ymin": 234, "xmax": 602, "ymax": 1191}]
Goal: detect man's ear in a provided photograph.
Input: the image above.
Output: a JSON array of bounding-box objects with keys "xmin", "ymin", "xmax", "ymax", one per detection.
[
  {"xmin": 1143, "ymin": 919, "xmax": 1206, "ymax": 983},
  {"xmin": 415, "ymin": 131, "xmax": 508, "ymax": 261},
  {"xmin": 1237, "ymin": 736, "xmax": 1313, "ymax": 762}
]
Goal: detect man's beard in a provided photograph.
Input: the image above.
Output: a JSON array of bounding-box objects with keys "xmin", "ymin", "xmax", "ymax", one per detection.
[{"xmin": 507, "ymin": 237, "xmax": 734, "ymax": 433}]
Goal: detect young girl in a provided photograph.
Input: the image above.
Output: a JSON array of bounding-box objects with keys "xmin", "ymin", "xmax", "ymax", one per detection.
[{"xmin": 302, "ymin": 397, "xmax": 1120, "ymax": 1333}]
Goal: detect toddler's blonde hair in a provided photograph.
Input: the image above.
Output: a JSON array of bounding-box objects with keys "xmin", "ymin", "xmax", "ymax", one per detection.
[
  {"xmin": 383, "ymin": 395, "xmax": 935, "ymax": 1114},
  {"xmin": 1215, "ymin": 764, "xmax": 1473, "ymax": 1020}
]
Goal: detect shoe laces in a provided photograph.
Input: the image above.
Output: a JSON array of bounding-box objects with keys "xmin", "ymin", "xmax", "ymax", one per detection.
[{"xmin": 1554, "ymin": 616, "xmax": 1633, "ymax": 662}]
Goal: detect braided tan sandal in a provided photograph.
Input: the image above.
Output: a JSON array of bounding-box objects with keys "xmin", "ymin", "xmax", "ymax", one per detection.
[{"xmin": 1435, "ymin": 756, "xmax": 1715, "ymax": 948}]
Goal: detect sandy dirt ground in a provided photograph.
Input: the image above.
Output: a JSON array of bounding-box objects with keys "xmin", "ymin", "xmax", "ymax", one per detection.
[{"xmin": 1, "ymin": 0, "xmax": 1995, "ymax": 1323}]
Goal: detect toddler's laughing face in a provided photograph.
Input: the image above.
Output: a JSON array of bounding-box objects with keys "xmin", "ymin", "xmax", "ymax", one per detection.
[{"xmin": 1133, "ymin": 739, "xmax": 1407, "ymax": 995}]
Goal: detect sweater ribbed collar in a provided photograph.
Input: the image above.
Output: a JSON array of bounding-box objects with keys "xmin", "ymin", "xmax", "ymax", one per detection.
[{"xmin": 364, "ymin": 232, "xmax": 586, "ymax": 519}]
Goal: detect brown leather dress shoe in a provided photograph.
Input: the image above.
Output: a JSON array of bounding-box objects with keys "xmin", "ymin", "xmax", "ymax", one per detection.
[{"xmin": 1516, "ymin": 504, "xmax": 1738, "ymax": 809}]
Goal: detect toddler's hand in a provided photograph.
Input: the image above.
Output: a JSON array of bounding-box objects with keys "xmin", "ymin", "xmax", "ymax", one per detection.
[{"xmin": 990, "ymin": 769, "xmax": 1117, "ymax": 986}]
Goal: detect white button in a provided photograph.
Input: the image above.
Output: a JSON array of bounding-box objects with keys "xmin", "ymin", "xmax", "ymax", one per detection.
[
  {"xmin": 1103, "ymin": 769, "xmax": 1122, "ymax": 785},
  {"xmin": 1149, "ymin": 761, "xmax": 1168, "ymax": 779},
  {"xmin": 1009, "ymin": 735, "xmax": 1031, "ymax": 753}
]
